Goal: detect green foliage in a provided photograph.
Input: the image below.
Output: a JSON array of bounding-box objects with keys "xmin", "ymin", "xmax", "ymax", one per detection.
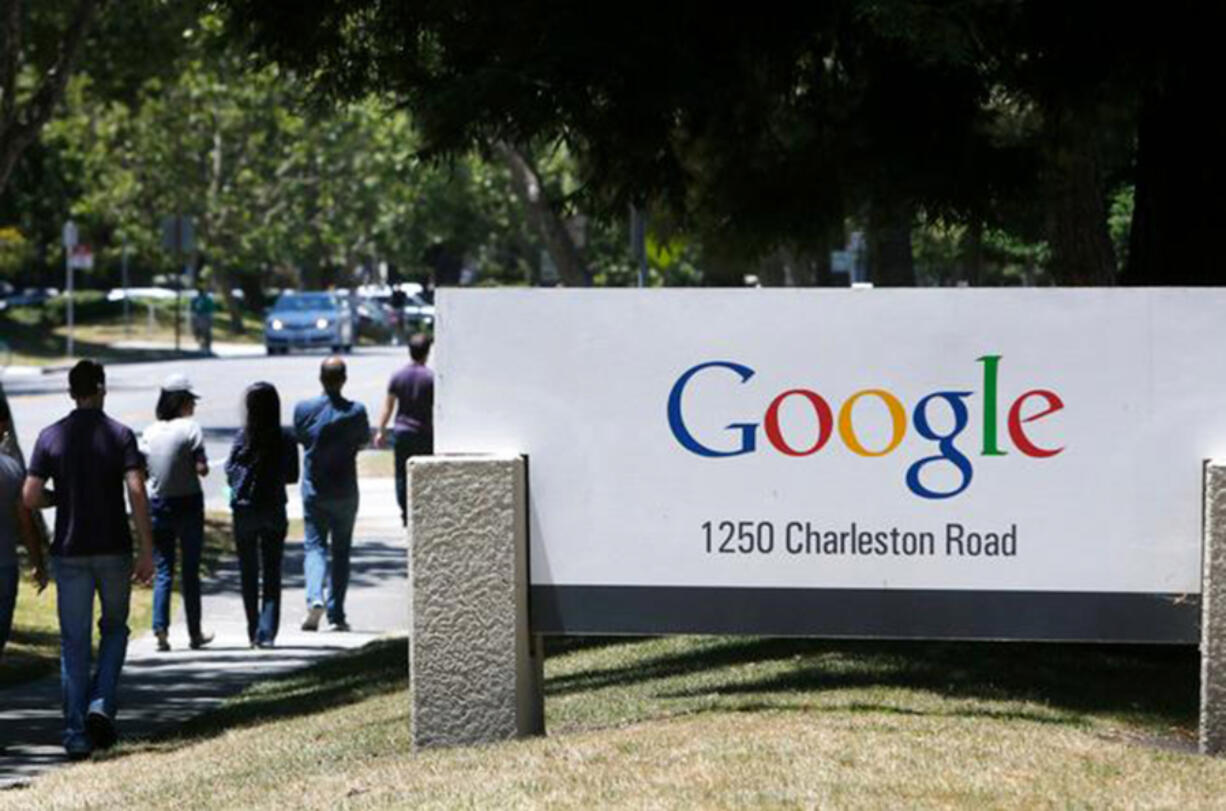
[
  {"xmin": 1108, "ymin": 185, "xmax": 1135, "ymax": 273},
  {"xmin": 0, "ymin": 227, "xmax": 31, "ymax": 279}
]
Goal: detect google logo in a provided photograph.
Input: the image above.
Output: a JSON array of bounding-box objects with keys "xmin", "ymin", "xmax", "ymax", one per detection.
[{"xmin": 666, "ymin": 356, "xmax": 1065, "ymax": 500}]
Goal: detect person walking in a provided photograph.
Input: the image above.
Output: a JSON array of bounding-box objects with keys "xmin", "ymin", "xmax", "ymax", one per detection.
[
  {"xmin": 190, "ymin": 288, "xmax": 214, "ymax": 353},
  {"xmin": 294, "ymin": 357, "xmax": 369, "ymax": 632},
  {"xmin": 1, "ymin": 397, "xmax": 47, "ymax": 659},
  {"xmin": 375, "ymin": 333, "xmax": 434, "ymax": 527},
  {"xmin": 22, "ymin": 359, "xmax": 154, "ymax": 758},
  {"xmin": 140, "ymin": 374, "xmax": 212, "ymax": 652},
  {"xmin": 225, "ymin": 382, "xmax": 299, "ymax": 648}
]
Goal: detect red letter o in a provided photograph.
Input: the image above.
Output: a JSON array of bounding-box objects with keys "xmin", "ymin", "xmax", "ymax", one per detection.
[{"xmin": 764, "ymin": 389, "xmax": 834, "ymax": 456}]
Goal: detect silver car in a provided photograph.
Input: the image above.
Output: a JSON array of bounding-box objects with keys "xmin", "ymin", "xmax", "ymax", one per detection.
[{"xmin": 265, "ymin": 291, "xmax": 355, "ymax": 355}]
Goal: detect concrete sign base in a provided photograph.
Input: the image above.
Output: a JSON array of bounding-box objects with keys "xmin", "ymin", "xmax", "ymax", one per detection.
[
  {"xmin": 408, "ymin": 454, "xmax": 544, "ymax": 749},
  {"xmin": 1202, "ymin": 461, "xmax": 1226, "ymax": 754}
]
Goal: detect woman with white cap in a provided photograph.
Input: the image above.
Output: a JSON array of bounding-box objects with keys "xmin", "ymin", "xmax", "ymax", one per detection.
[{"xmin": 140, "ymin": 373, "xmax": 212, "ymax": 651}]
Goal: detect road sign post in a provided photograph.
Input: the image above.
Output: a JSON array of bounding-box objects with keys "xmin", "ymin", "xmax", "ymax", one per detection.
[
  {"xmin": 162, "ymin": 215, "xmax": 195, "ymax": 354},
  {"xmin": 61, "ymin": 220, "xmax": 78, "ymax": 357}
]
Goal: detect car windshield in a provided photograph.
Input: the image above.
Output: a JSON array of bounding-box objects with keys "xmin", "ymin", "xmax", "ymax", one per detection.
[{"xmin": 274, "ymin": 293, "xmax": 335, "ymax": 312}]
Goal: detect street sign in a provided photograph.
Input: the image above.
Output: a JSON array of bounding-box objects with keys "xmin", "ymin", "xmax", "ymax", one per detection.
[
  {"xmin": 161, "ymin": 215, "xmax": 195, "ymax": 254},
  {"xmin": 62, "ymin": 220, "xmax": 78, "ymax": 249},
  {"xmin": 68, "ymin": 245, "xmax": 94, "ymax": 270}
]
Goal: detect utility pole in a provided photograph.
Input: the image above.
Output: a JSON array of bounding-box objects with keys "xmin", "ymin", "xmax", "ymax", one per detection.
[
  {"xmin": 629, "ymin": 204, "xmax": 648, "ymax": 288},
  {"xmin": 121, "ymin": 234, "xmax": 131, "ymax": 336}
]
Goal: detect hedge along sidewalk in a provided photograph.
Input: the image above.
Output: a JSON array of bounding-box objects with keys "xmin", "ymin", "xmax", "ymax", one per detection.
[{"xmin": 0, "ymin": 522, "xmax": 409, "ymax": 789}]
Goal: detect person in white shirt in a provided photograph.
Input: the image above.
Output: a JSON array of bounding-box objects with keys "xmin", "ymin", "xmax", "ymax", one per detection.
[{"xmin": 140, "ymin": 374, "xmax": 212, "ymax": 651}]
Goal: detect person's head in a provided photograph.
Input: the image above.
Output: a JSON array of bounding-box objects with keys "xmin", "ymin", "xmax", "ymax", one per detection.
[
  {"xmin": 320, "ymin": 356, "xmax": 347, "ymax": 395},
  {"xmin": 242, "ymin": 382, "xmax": 281, "ymax": 438},
  {"xmin": 408, "ymin": 333, "xmax": 433, "ymax": 363},
  {"xmin": 156, "ymin": 374, "xmax": 199, "ymax": 421},
  {"xmin": 68, "ymin": 359, "xmax": 106, "ymax": 407}
]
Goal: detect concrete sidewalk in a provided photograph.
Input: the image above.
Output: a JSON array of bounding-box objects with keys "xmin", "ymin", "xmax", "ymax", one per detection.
[{"xmin": 0, "ymin": 520, "xmax": 408, "ymax": 789}]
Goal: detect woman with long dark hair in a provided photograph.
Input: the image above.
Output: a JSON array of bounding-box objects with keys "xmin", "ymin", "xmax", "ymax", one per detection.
[
  {"xmin": 140, "ymin": 374, "xmax": 211, "ymax": 651},
  {"xmin": 225, "ymin": 382, "xmax": 298, "ymax": 647}
]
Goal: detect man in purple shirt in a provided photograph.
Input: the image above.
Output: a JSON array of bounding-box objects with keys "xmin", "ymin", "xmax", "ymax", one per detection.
[
  {"xmin": 23, "ymin": 359, "xmax": 154, "ymax": 759},
  {"xmin": 375, "ymin": 333, "xmax": 434, "ymax": 527}
]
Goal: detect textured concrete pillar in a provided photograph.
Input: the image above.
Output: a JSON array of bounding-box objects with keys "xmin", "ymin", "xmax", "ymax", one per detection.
[
  {"xmin": 408, "ymin": 453, "xmax": 544, "ymax": 749},
  {"xmin": 1202, "ymin": 461, "xmax": 1226, "ymax": 754}
]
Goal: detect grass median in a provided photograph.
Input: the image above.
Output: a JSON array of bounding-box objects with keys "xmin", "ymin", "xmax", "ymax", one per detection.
[
  {"xmin": 5, "ymin": 633, "xmax": 1225, "ymax": 808},
  {"xmin": 0, "ymin": 513, "xmax": 234, "ymax": 689}
]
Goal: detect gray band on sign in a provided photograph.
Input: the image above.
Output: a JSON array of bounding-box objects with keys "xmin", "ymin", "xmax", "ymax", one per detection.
[{"xmin": 533, "ymin": 586, "xmax": 1200, "ymax": 643}]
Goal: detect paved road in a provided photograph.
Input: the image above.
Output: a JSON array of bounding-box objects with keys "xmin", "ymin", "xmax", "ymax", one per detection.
[{"xmin": 1, "ymin": 345, "xmax": 412, "ymax": 516}]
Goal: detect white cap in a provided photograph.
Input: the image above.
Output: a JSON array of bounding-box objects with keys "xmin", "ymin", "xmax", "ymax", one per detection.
[{"xmin": 162, "ymin": 373, "xmax": 199, "ymax": 398}]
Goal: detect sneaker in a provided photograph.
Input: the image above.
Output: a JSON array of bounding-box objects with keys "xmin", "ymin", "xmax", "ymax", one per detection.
[
  {"xmin": 189, "ymin": 631, "xmax": 214, "ymax": 650},
  {"xmin": 301, "ymin": 603, "xmax": 325, "ymax": 631},
  {"xmin": 256, "ymin": 638, "xmax": 276, "ymax": 649},
  {"xmin": 85, "ymin": 710, "xmax": 117, "ymax": 750},
  {"xmin": 328, "ymin": 619, "xmax": 350, "ymax": 632},
  {"xmin": 155, "ymin": 630, "xmax": 170, "ymax": 652}
]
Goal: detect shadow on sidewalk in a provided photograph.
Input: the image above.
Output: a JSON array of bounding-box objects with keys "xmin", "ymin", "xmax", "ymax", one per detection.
[{"xmin": 116, "ymin": 637, "xmax": 408, "ymax": 758}]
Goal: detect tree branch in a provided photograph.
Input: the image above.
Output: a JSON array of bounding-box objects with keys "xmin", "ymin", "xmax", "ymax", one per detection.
[{"xmin": 0, "ymin": 0, "xmax": 107, "ymax": 194}]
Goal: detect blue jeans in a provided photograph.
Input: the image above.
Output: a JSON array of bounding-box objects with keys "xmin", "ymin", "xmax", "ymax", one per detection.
[
  {"xmin": 233, "ymin": 505, "xmax": 287, "ymax": 644},
  {"xmin": 0, "ymin": 563, "xmax": 17, "ymax": 656},
  {"xmin": 393, "ymin": 430, "xmax": 432, "ymax": 527},
  {"xmin": 152, "ymin": 494, "xmax": 205, "ymax": 639},
  {"xmin": 54, "ymin": 554, "xmax": 131, "ymax": 751},
  {"xmin": 303, "ymin": 496, "xmax": 358, "ymax": 624}
]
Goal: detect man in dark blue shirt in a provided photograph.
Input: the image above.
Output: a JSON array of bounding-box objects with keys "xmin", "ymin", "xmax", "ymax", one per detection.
[
  {"xmin": 23, "ymin": 359, "xmax": 154, "ymax": 759},
  {"xmin": 294, "ymin": 357, "xmax": 369, "ymax": 632}
]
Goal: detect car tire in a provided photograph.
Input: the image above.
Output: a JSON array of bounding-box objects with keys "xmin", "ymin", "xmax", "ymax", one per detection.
[
  {"xmin": 343, "ymin": 344, "xmax": 353, "ymax": 354},
  {"xmin": 266, "ymin": 346, "xmax": 276, "ymax": 356}
]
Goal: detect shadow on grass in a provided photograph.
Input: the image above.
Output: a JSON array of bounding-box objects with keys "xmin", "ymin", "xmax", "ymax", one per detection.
[
  {"xmin": 116, "ymin": 638, "xmax": 408, "ymax": 755},
  {"xmin": 0, "ymin": 313, "xmax": 213, "ymax": 366},
  {"xmin": 547, "ymin": 636, "xmax": 1198, "ymax": 730}
]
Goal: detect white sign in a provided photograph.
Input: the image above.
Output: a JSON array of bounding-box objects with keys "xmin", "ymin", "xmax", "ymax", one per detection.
[
  {"xmin": 62, "ymin": 220, "xmax": 78, "ymax": 249},
  {"xmin": 437, "ymin": 290, "xmax": 1224, "ymax": 640}
]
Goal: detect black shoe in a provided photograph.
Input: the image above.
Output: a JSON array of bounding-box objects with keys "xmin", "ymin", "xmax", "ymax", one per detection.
[
  {"xmin": 189, "ymin": 631, "xmax": 215, "ymax": 650},
  {"xmin": 85, "ymin": 711, "xmax": 117, "ymax": 750}
]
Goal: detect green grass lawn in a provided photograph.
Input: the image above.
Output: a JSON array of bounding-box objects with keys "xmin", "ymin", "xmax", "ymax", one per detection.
[
  {"xmin": 0, "ymin": 513, "xmax": 234, "ymax": 688},
  {"xmin": 0, "ymin": 304, "xmax": 263, "ymax": 367},
  {"xmin": 4, "ymin": 634, "xmax": 1223, "ymax": 808}
]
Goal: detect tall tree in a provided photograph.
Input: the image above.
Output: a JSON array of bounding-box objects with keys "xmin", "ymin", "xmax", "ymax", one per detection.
[{"xmin": 0, "ymin": 0, "xmax": 106, "ymax": 195}]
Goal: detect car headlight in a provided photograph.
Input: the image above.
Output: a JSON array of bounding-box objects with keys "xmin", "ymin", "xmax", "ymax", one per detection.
[
  {"xmin": 316, "ymin": 317, "xmax": 330, "ymax": 330},
  {"xmin": 270, "ymin": 319, "xmax": 284, "ymax": 331}
]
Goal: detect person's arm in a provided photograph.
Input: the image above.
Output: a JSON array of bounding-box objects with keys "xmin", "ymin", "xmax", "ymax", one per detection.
[
  {"xmin": 125, "ymin": 469, "xmax": 155, "ymax": 584},
  {"xmin": 22, "ymin": 474, "xmax": 55, "ymax": 510},
  {"xmin": 190, "ymin": 421, "xmax": 209, "ymax": 477},
  {"xmin": 283, "ymin": 429, "xmax": 300, "ymax": 485},
  {"xmin": 14, "ymin": 500, "xmax": 47, "ymax": 592},
  {"xmin": 375, "ymin": 393, "xmax": 397, "ymax": 448}
]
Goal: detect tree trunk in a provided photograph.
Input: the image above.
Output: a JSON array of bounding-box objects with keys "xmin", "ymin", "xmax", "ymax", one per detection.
[
  {"xmin": 867, "ymin": 200, "xmax": 916, "ymax": 286},
  {"xmin": 0, "ymin": 0, "xmax": 105, "ymax": 196},
  {"xmin": 960, "ymin": 219, "xmax": 984, "ymax": 285},
  {"xmin": 1040, "ymin": 108, "xmax": 1116, "ymax": 285},
  {"xmin": 495, "ymin": 141, "xmax": 590, "ymax": 286},
  {"xmin": 1121, "ymin": 65, "xmax": 1223, "ymax": 285}
]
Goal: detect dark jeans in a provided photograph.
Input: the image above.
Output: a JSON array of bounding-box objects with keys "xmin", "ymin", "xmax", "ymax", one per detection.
[
  {"xmin": 151, "ymin": 493, "xmax": 205, "ymax": 639},
  {"xmin": 393, "ymin": 430, "xmax": 433, "ymax": 526},
  {"xmin": 303, "ymin": 496, "xmax": 359, "ymax": 624},
  {"xmin": 233, "ymin": 505, "xmax": 287, "ymax": 644}
]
